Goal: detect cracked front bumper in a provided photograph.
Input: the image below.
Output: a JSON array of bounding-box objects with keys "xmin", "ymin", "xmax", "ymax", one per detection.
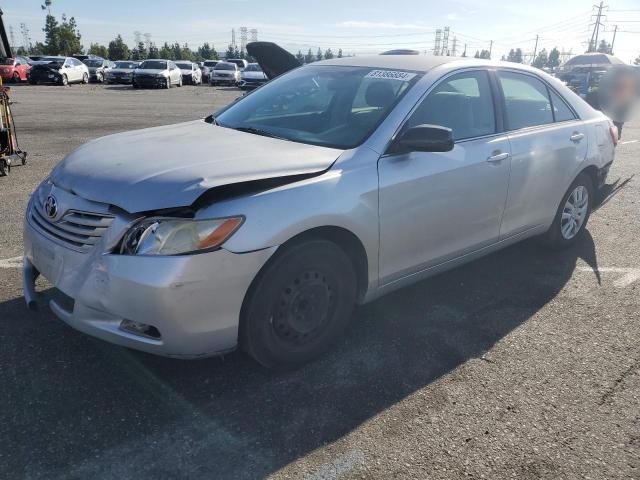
[{"xmin": 24, "ymin": 219, "xmax": 277, "ymax": 358}]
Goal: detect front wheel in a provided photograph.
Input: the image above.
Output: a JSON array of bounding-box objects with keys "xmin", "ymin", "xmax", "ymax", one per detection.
[
  {"xmin": 60, "ymin": 74, "xmax": 68, "ymax": 86},
  {"xmin": 165, "ymin": 78, "xmax": 171, "ymax": 89},
  {"xmin": 241, "ymin": 240, "xmax": 357, "ymax": 370},
  {"xmin": 96, "ymin": 72, "xmax": 103, "ymax": 83},
  {"xmin": 0, "ymin": 158, "xmax": 9, "ymax": 176},
  {"xmin": 12, "ymin": 72, "xmax": 20, "ymax": 83},
  {"xmin": 541, "ymin": 172, "xmax": 594, "ymax": 249},
  {"xmin": 82, "ymin": 73, "xmax": 89, "ymax": 84},
  {"xmin": 177, "ymin": 76, "xmax": 182, "ymax": 87}
]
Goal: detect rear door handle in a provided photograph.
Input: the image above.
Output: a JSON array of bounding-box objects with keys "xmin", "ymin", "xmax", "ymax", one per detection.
[
  {"xmin": 570, "ymin": 132, "xmax": 585, "ymax": 142},
  {"xmin": 487, "ymin": 152, "xmax": 510, "ymax": 163}
]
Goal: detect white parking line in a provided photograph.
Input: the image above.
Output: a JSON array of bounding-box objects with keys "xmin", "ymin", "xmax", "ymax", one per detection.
[
  {"xmin": 620, "ymin": 139, "xmax": 638, "ymax": 145},
  {"xmin": 0, "ymin": 256, "xmax": 22, "ymax": 269},
  {"xmin": 578, "ymin": 267, "xmax": 640, "ymax": 287}
]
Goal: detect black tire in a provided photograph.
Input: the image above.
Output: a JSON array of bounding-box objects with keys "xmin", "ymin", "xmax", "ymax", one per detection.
[
  {"xmin": 60, "ymin": 74, "xmax": 68, "ymax": 86},
  {"xmin": 0, "ymin": 159, "xmax": 9, "ymax": 176},
  {"xmin": 241, "ymin": 240, "xmax": 357, "ymax": 370},
  {"xmin": 165, "ymin": 78, "xmax": 171, "ymax": 89},
  {"xmin": 97, "ymin": 72, "xmax": 104, "ymax": 83},
  {"xmin": 132, "ymin": 82, "xmax": 139, "ymax": 89},
  {"xmin": 12, "ymin": 72, "xmax": 20, "ymax": 83},
  {"xmin": 541, "ymin": 172, "xmax": 594, "ymax": 249},
  {"xmin": 28, "ymin": 78, "xmax": 37, "ymax": 85},
  {"xmin": 82, "ymin": 73, "xmax": 89, "ymax": 84}
]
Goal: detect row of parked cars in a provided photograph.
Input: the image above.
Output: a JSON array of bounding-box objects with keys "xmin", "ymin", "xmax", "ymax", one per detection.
[{"xmin": 0, "ymin": 53, "xmax": 267, "ymax": 90}]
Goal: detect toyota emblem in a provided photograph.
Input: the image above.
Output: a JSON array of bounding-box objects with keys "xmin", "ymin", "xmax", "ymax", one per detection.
[{"xmin": 44, "ymin": 195, "xmax": 58, "ymax": 219}]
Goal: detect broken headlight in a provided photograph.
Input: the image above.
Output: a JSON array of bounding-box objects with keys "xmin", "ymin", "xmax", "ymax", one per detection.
[{"xmin": 120, "ymin": 216, "xmax": 244, "ymax": 256}]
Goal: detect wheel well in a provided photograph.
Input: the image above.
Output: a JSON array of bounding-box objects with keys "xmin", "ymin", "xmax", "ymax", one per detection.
[
  {"xmin": 580, "ymin": 165, "xmax": 598, "ymax": 190},
  {"xmin": 279, "ymin": 226, "xmax": 369, "ymax": 302}
]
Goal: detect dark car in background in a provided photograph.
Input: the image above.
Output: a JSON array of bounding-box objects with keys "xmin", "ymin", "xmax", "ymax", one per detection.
[
  {"xmin": 105, "ymin": 61, "xmax": 139, "ymax": 84},
  {"xmin": 82, "ymin": 58, "xmax": 114, "ymax": 83},
  {"xmin": 239, "ymin": 63, "xmax": 268, "ymax": 90},
  {"xmin": 201, "ymin": 59, "xmax": 219, "ymax": 82},
  {"xmin": 0, "ymin": 56, "xmax": 31, "ymax": 83}
]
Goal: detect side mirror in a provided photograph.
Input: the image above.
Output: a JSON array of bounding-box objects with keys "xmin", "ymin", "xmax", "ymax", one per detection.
[{"xmin": 388, "ymin": 124, "xmax": 454, "ymax": 155}]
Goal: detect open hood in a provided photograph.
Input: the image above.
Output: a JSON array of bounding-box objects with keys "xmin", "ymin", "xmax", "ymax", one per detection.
[
  {"xmin": 49, "ymin": 120, "xmax": 342, "ymax": 213},
  {"xmin": 0, "ymin": 9, "xmax": 12, "ymax": 58},
  {"xmin": 246, "ymin": 42, "xmax": 301, "ymax": 79}
]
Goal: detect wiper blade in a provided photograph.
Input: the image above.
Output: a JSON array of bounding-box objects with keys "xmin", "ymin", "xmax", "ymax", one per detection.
[{"xmin": 232, "ymin": 126, "xmax": 285, "ymax": 140}]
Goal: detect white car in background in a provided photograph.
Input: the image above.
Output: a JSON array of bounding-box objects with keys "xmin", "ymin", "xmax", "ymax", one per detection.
[
  {"xmin": 132, "ymin": 59, "xmax": 183, "ymax": 89},
  {"xmin": 176, "ymin": 61, "xmax": 202, "ymax": 85},
  {"xmin": 210, "ymin": 62, "xmax": 240, "ymax": 86}
]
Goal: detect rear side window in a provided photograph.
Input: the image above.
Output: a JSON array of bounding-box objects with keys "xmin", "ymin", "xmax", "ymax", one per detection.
[
  {"xmin": 549, "ymin": 89, "xmax": 576, "ymax": 122},
  {"xmin": 405, "ymin": 70, "xmax": 496, "ymax": 141},
  {"xmin": 498, "ymin": 71, "xmax": 553, "ymax": 130}
]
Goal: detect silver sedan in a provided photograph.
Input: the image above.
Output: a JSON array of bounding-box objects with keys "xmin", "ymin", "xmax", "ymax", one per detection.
[{"xmin": 23, "ymin": 55, "xmax": 617, "ymax": 369}]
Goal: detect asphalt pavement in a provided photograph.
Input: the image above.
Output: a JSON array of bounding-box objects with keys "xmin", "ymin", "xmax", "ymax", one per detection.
[{"xmin": 0, "ymin": 83, "xmax": 638, "ymax": 480}]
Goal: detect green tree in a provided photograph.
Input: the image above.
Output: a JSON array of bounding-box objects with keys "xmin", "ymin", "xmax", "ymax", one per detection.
[
  {"xmin": 130, "ymin": 41, "xmax": 147, "ymax": 61},
  {"xmin": 634, "ymin": 54, "xmax": 640, "ymax": 65},
  {"xmin": 316, "ymin": 48, "xmax": 323, "ymax": 61},
  {"xmin": 304, "ymin": 48, "xmax": 314, "ymax": 64},
  {"xmin": 172, "ymin": 42, "xmax": 182, "ymax": 60},
  {"xmin": 42, "ymin": 14, "xmax": 59, "ymax": 54},
  {"xmin": 596, "ymin": 39, "xmax": 611, "ymax": 54},
  {"xmin": 159, "ymin": 42, "xmax": 174, "ymax": 60},
  {"xmin": 108, "ymin": 34, "xmax": 129, "ymax": 60},
  {"xmin": 224, "ymin": 44, "xmax": 235, "ymax": 60},
  {"xmin": 88, "ymin": 43, "xmax": 108, "ymax": 58},
  {"xmin": 532, "ymin": 48, "xmax": 548, "ymax": 68},
  {"xmin": 148, "ymin": 42, "xmax": 159, "ymax": 58},
  {"xmin": 295, "ymin": 50, "xmax": 305, "ymax": 63},
  {"xmin": 31, "ymin": 41, "xmax": 46, "ymax": 55},
  {"xmin": 474, "ymin": 50, "xmax": 480, "ymax": 58},
  {"xmin": 55, "ymin": 15, "xmax": 82, "ymax": 56},
  {"xmin": 198, "ymin": 42, "xmax": 213, "ymax": 59},
  {"xmin": 477, "ymin": 49, "xmax": 490, "ymax": 59},
  {"xmin": 547, "ymin": 47, "xmax": 560, "ymax": 69},
  {"xmin": 324, "ymin": 48, "xmax": 334, "ymax": 59},
  {"xmin": 337, "ymin": 48, "xmax": 343, "ymax": 58}
]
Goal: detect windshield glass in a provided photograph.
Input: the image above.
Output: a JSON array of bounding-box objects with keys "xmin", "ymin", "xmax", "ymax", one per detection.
[
  {"xmin": 245, "ymin": 64, "xmax": 262, "ymax": 72},
  {"xmin": 115, "ymin": 61, "xmax": 137, "ymax": 69},
  {"xmin": 0, "ymin": 57, "xmax": 14, "ymax": 65},
  {"xmin": 139, "ymin": 60, "xmax": 167, "ymax": 70},
  {"xmin": 216, "ymin": 65, "xmax": 419, "ymax": 149},
  {"xmin": 176, "ymin": 62, "xmax": 192, "ymax": 69},
  {"xmin": 203, "ymin": 61, "xmax": 218, "ymax": 67},
  {"xmin": 215, "ymin": 63, "xmax": 235, "ymax": 71},
  {"xmin": 41, "ymin": 57, "xmax": 64, "ymax": 63},
  {"xmin": 83, "ymin": 59, "xmax": 103, "ymax": 67}
]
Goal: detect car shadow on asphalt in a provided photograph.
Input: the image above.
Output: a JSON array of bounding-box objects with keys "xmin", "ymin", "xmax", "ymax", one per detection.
[{"xmin": 0, "ymin": 232, "xmax": 599, "ymax": 479}]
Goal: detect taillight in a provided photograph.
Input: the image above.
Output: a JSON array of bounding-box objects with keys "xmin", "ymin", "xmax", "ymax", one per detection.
[{"xmin": 609, "ymin": 125, "xmax": 618, "ymax": 146}]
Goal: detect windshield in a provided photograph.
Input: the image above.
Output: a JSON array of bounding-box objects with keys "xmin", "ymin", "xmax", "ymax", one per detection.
[
  {"xmin": 115, "ymin": 61, "xmax": 137, "ymax": 69},
  {"xmin": 215, "ymin": 63, "xmax": 235, "ymax": 71},
  {"xmin": 41, "ymin": 57, "xmax": 64, "ymax": 63},
  {"xmin": 176, "ymin": 62, "xmax": 192, "ymax": 69},
  {"xmin": 245, "ymin": 64, "xmax": 262, "ymax": 72},
  {"xmin": 83, "ymin": 59, "xmax": 103, "ymax": 67},
  {"xmin": 204, "ymin": 61, "xmax": 218, "ymax": 67},
  {"xmin": 0, "ymin": 57, "xmax": 14, "ymax": 65},
  {"xmin": 216, "ymin": 65, "xmax": 419, "ymax": 149},
  {"xmin": 139, "ymin": 60, "xmax": 167, "ymax": 70}
]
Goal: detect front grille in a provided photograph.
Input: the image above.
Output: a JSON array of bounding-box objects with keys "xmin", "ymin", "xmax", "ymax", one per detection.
[{"xmin": 28, "ymin": 199, "xmax": 114, "ymax": 253}]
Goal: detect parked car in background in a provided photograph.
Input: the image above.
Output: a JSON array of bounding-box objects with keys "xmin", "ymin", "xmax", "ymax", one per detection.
[
  {"xmin": 176, "ymin": 61, "xmax": 202, "ymax": 85},
  {"xmin": 239, "ymin": 63, "xmax": 268, "ymax": 90},
  {"xmin": 27, "ymin": 56, "xmax": 89, "ymax": 85},
  {"xmin": 227, "ymin": 58, "xmax": 249, "ymax": 71},
  {"xmin": 28, "ymin": 55, "xmax": 45, "ymax": 62},
  {"xmin": 105, "ymin": 60, "xmax": 139, "ymax": 84},
  {"xmin": 82, "ymin": 58, "xmax": 114, "ymax": 83},
  {"xmin": 132, "ymin": 59, "xmax": 182, "ymax": 88},
  {"xmin": 22, "ymin": 51, "xmax": 617, "ymax": 369},
  {"xmin": 201, "ymin": 60, "xmax": 219, "ymax": 82},
  {"xmin": 210, "ymin": 62, "xmax": 240, "ymax": 86},
  {"xmin": 72, "ymin": 54, "xmax": 104, "ymax": 62},
  {"xmin": 0, "ymin": 56, "xmax": 31, "ymax": 83}
]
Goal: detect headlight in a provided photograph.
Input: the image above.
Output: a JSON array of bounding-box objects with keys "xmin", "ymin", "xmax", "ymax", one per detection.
[{"xmin": 120, "ymin": 216, "xmax": 244, "ymax": 256}]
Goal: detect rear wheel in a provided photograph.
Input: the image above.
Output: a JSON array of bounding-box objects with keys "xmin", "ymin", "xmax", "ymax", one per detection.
[
  {"xmin": 82, "ymin": 73, "xmax": 89, "ymax": 84},
  {"xmin": 241, "ymin": 240, "xmax": 357, "ymax": 370},
  {"xmin": 60, "ymin": 74, "xmax": 68, "ymax": 86},
  {"xmin": 12, "ymin": 72, "xmax": 20, "ymax": 83},
  {"xmin": 541, "ymin": 172, "xmax": 594, "ymax": 249},
  {"xmin": 165, "ymin": 78, "xmax": 171, "ymax": 89}
]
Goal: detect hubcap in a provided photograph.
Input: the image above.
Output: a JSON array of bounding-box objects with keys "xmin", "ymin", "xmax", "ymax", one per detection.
[
  {"xmin": 271, "ymin": 269, "xmax": 334, "ymax": 346},
  {"xmin": 561, "ymin": 185, "xmax": 589, "ymax": 240}
]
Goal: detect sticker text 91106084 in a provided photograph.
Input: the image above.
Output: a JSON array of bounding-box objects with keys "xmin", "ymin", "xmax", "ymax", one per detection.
[{"xmin": 365, "ymin": 70, "xmax": 416, "ymax": 81}]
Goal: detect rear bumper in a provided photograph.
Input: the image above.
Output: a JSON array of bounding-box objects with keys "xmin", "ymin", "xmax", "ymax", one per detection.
[{"xmin": 24, "ymin": 218, "xmax": 277, "ymax": 358}]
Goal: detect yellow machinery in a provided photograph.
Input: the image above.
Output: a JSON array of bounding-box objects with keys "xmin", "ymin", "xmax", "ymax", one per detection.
[{"xmin": 0, "ymin": 9, "xmax": 27, "ymax": 176}]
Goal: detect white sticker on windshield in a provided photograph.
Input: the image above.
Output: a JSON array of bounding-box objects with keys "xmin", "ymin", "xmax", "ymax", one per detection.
[{"xmin": 366, "ymin": 70, "xmax": 416, "ymax": 81}]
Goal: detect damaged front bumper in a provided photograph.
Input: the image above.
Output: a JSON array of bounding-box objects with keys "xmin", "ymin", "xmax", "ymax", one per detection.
[{"xmin": 23, "ymin": 210, "xmax": 277, "ymax": 358}]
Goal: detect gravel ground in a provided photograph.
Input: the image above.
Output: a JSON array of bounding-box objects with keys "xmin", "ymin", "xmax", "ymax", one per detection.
[{"xmin": 0, "ymin": 83, "xmax": 638, "ymax": 480}]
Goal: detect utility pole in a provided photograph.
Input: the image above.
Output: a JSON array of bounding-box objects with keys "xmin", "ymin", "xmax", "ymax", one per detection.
[
  {"xmin": 588, "ymin": 1, "xmax": 606, "ymax": 52},
  {"xmin": 489, "ymin": 40, "xmax": 493, "ymax": 59},
  {"xmin": 462, "ymin": 43, "xmax": 467, "ymax": 57},
  {"xmin": 451, "ymin": 37, "xmax": 458, "ymax": 57},
  {"xmin": 610, "ymin": 24, "xmax": 617, "ymax": 54},
  {"xmin": 532, "ymin": 34, "xmax": 539, "ymax": 64}
]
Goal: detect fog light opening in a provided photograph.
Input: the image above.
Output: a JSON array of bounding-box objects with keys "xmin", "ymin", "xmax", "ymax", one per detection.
[{"xmin": 119, "ymin": 319, "xmax": 161, "ymax": 340}]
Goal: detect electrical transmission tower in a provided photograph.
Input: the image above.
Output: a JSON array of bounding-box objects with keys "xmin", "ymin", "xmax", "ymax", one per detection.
[
  {"xmin": 231, "ymin": 28, "xmax": 237, "ymax": 49},
  {"xmin": 20, "ymin": 23, "xmax": 32, "ymax": 52},
  {"xmin": 8, "ymin": 26, "xmax": 16, "ymax": 51},
  {"xmin": 433, "ymin": 29, "xmax": 442, "ymax": 56},
  {"xmin": 451, "ymin": 37, "xmax": 458, "ymax": 57},
  {"xmin": 588, "ymin": 1, "xmax": 607, "ymax": 52},
  {"xmin": 240, "ymin": 26, "xmax": 248, "ymax": 55},
  {"xmin": 143, "ymin": 33, "xmax": 152, "ymax": 50},
  {"xmin": 250, "ymin": 29, "xmax": 258, "ymax": 43},
  {"xmin": 441, "ymin": 26, "xmax": 450, "ymax": 56},
  {"xmin": 134, "ymin": 31, "xmax": 142, "ymax": 45}
]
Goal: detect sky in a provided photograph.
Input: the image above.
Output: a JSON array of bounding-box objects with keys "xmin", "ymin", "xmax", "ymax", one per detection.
[{"xmin": 3, "ymin": 0, "xmax": 640, "ymax": 64}]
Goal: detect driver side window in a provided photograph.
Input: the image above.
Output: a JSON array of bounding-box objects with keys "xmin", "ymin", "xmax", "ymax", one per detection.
[{"xmin": 405, "ymin": 70, "xmax": 496, "ymax": 141}]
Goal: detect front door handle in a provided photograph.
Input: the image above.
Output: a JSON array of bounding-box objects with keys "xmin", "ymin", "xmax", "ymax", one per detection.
[
  {"xmin": 570, "ymin": 132, "xmax": 585, "ymax": 142},
  {"xmin": 487, "ymin": 151, "xmax": 510, "ymax": 163}
]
